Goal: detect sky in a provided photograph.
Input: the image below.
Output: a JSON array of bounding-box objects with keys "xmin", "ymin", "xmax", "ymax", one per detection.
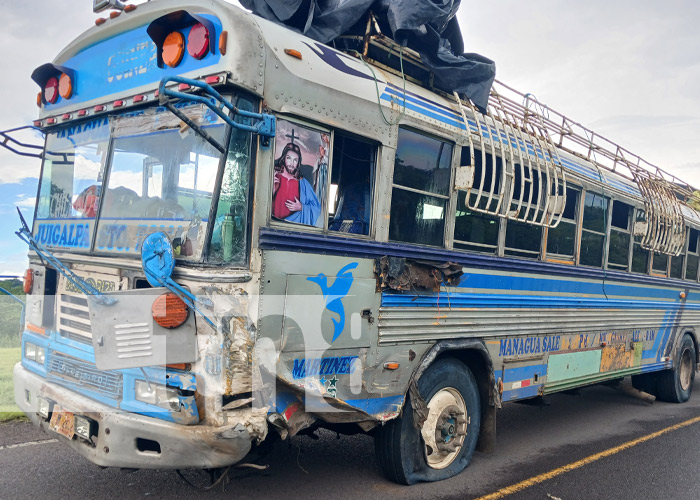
[{"xmin": 1, "ymin": 0, "xmax": 699, "ymax": 275}]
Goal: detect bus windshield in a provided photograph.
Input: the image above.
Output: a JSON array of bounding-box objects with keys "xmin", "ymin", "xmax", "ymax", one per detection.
[{"xmin": 34, "ymin": 103, "xmax": 229, "ymax": 261}]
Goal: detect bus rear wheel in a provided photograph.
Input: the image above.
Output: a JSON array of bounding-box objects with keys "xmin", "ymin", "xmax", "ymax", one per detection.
[
  {"xmin": 657, "ymin": 334, "xmax": 696, "ymax": 403},
  {"xmin": 374, "ymin": 358, "xmax": 480, "ymax": 484}
]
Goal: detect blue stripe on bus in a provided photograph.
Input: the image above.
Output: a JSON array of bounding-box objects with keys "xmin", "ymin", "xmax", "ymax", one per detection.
[
  {"xmin": 380, "ymin": 293, "xmax": 690, "ymax": 310},
  {"xmin": 344, "ymin": 394, "xmax": 404, "ymax": 415},
  {"xmin": 258, "ymin": 227, "xmax": 700, "ymax": 292},
  {"xmin": 502, "ymin": 384, "xmax": 541, "ymax": 402},
  {"xmin": 503, "ymin": 364, "xmax": 547, "ymax": 382}
]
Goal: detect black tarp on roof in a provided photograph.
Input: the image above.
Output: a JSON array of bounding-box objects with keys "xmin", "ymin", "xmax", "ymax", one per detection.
[{"xmin": 239, "ymin": 0, "xmax": 495, "ymax": 112}]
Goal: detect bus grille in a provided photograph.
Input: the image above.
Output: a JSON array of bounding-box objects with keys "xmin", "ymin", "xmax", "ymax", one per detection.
[
  {"xmin": 57, "ymin": 293, "xmax": 92, "ymax": 344},
  {"xmin": 48, "ymin": 352, "xmax": 123, "ymax": 399}
]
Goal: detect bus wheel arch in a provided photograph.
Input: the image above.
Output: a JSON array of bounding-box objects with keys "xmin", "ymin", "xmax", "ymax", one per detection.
[
  {"xmin": 373, "ymin": 340, "xmax": 497, "ymax": 484},
  {"xmin": 657, "ymin": 332, "xmax": 696, "ymax": 403}
]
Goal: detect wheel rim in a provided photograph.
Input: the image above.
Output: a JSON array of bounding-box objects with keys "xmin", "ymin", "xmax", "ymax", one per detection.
[
  {"xmin": 679, "ymin": 347, "xmax": 693, "ymax": 392},
  {"xmin": 421, "ymin": 387, "xmax": 468, "ymax": 469}
]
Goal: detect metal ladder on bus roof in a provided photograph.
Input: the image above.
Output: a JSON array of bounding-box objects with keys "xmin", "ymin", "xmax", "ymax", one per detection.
[
  {"xmin": 454, "ymin": 81, "xmax": 692, "ymax": 256},
  {"xmin": 452, "ymin": 90, "xmax": 567, "ymax": 229}
]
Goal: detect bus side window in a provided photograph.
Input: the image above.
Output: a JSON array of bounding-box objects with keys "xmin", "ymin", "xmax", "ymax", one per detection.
[
  {"xmin": 651, "ymin": 251, "xmax": 669, "ymax": 277},
  {"xmin": 328, "ymin": 134, "xmax": 376, "ymax": 236},
  {"xmin": 503, "ymin": 164, "xmax": 543, "ymax": 259},
  {"xmin": 453, "ymin": 147, "xmax": 499, "ymax": 254},
  {"xmin": 579, "ymin": 191, "xmax": 609, "ymax": 267},
  {"xmin": 607, "ymin": 200, "xmax": 633, "ymax": 271},
  {"xmin": 686, "ymin": 229, "xmax": 700, "ymax": 281},
  {"xmin": 631, "ymin": 210, "xmax": 650, "ymax": 273},
  {"xmin": 270, "ymin": 119, "xmax": 329, "ymax": 229},
  {"xmin": 670, "ymin": 243, "xmax": 684, "ymax": 279},
  {"xmin": 546, "ymin": 186, "xmax": 580, "ymax": 262},
  {"xmin": 389, "ymin": 128, "xmax": 452, "ymax": 246}
]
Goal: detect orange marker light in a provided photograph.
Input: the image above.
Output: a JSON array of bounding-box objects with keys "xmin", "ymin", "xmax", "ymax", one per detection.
[
  {"xmin": 124, "ymin": 4, "xmax": 137, "ymax": 12},
  {"xmin": 36, "ymin": 92, "xmax": 42, "ymax": 108},
  {"xmin": 383, "ymin": 362, "xmax": 400, "ymax": 370},
  {"xmin": 59, "ymin": 73, "xmax": 72, "ymax": 99},
  {"xmin": 284, "ymin": 48, "xmax": 302, "ymax": 60},
  {"xmin": 23, "ymin": 269, "xmax": 33, "ymax": 294},
  {"xmin": 219, "ymin": 31, "xmax": 228, "ymax": 55},
  {"xmin": 152, "ymin": 292, "xmax": 189, "ymax": 329},
  {"xmin": 162, "ymin": 31, "xmax": 185, "ymax": 67}
]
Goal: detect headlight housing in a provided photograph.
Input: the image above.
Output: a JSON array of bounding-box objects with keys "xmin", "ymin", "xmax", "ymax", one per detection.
[
  {"xmin": 134, "ymin": 380, "xmax": 181, "ymax": 411},
  {"xmin": 24, "ymin": 342, "xmax": 45, "ymax": 364}
]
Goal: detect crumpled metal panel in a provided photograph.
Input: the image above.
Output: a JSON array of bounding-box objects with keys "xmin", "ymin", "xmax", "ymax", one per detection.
[{"xmin": 240, "ymin": 0, "xmax": 495, "ymax": 111}]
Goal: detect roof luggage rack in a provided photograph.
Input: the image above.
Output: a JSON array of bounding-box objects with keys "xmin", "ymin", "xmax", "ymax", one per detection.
[
  {"xmin": 338, "ymin": 14, "xmax": 694, "ymax": 255},
  {"xmin": 484, "ymin": 81, "xmax": 691, "ymax": 256}
]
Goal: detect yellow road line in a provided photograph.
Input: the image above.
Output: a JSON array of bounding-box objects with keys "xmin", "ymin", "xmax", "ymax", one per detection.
[{"xmin": 475, "ymin": 414, "xmax": 700, "ymax": 500}]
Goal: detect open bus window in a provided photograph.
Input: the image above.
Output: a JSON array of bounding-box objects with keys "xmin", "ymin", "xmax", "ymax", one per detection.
[
  {"xmin": 651, "ymin": 251, "xmax": 669, "ymax": 276},
  {"xmin": 454, "ymin": 147, "xmax": 499, "ymax": 254},
  {"xmin": 95, "ymin": 103, "xmax": 225, "ymax": 258},
  {"xmin": 271, "ymin": 119, "xmax": 328, "ymax": 228},
  {"xmin": 546, "ymin": 186, "xmax": 580, "ymax": 261},
  {"xmin": 579, "ymin": 191, "xmax": 608, "ymax": 267},
  {"xmin": 328, "ymin": 134, "xmax": 376, "ymax": 235},
  {"xmin": 34, "ymin": 118, "xmax": 110, "ymax": 250},
  {"xmin": 686, "ymin": 229, "xmax": 699, "ymax": 280},
  {"xmin": 209, "ymin": 96, "xmax": 256, "ymax": 265},
  {"xmin": 607, "ymin": 200, "xmax": 633, "ymax": 271},
  {"xmin": 389, "ymin": 127, "xmax": 452, "ymax": 246}
]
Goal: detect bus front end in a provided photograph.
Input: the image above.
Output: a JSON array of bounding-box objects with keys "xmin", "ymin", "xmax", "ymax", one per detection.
[{"xmin": 14, "ymin": 0, "xmax": 271, "ymax": 469}]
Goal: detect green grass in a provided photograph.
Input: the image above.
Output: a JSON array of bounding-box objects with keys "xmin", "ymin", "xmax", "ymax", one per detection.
[{"xmin": 0, "ymin": 347, "xmax": 26, "ymax": 422}]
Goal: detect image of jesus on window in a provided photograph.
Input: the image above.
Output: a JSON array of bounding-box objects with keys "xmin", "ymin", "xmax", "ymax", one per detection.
[{"xmin": 271, "ymin": 120, "xmax": 326, "ymax": 227}]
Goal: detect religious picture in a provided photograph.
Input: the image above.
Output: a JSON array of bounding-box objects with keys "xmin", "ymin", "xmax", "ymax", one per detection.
[{"xmin": 271, "ymin": 119, "xmax": 328, "ymax": 228}]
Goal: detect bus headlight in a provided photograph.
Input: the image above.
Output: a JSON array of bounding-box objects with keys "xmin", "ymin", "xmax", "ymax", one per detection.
[
  {"xmin": 134, "ymin": 380, "xmax": 181, "ymax": 411},
  {"xmin": 74, "ymin": 415, "xmax": 96, "ymax": 441},
  {"xmin": 24, "ymin": 342, "xmax": 45, "ymax": 364},
  {"xmin": 37, "ymin": 397, "xmax": 52, "ymax": 419}
]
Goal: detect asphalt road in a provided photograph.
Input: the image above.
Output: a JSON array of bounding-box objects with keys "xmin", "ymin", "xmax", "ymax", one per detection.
[{"xmin": 2, "ymin": 380, "xmax": 700, "ymax": 500}]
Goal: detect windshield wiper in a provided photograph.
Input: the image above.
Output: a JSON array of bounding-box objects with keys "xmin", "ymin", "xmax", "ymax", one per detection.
[
  {"xmin": 15, "ymin": 208, "xmax": 117, "ymax": 306},
  {"xmin": 158, "ymin": 76, "xmax": 276, "ymax": 153}
]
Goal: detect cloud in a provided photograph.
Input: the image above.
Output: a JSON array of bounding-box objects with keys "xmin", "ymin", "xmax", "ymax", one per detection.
[{"xmin": 15, "ymin": 195, "xmax": 36, "ymax": 209}]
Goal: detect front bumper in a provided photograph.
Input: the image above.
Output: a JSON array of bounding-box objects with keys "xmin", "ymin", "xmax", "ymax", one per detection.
[{"xmin": 14, "ymin": 363, "xmax": 253, "ymax": 469}]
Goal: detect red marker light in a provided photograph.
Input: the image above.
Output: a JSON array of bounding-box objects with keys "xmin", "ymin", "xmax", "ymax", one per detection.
[
  {"xmin": 78, "ymin": 109, "xmax": 88, "ymax": 116},
  {"xmin": 187, "ymin": 23, "xmax": 209, "ymax": 59},
  {"xmin": 133, "ymin": 94, "xmax": 145, "ymax": 102},
  {"xmin": 178, "ymin": 83, "xmax": 190, "ymax": 91},
  {"xmin": 62, "ymin": 113, "xmax": 71, "ymax": 120},
  {"xmin": 113, "ymin": 100, "xmax": 124, "ymax": 108},
  {"xmin": 94, "ymin": 104, "xmax": 105, "ymax": 112},
  {"xmin": 47, "ymin": 118, "xmax": 56, "ymax": 124},
  {"xmin": 205, "ymin": 75, "xmax": 221, "ymax": 84},
  {"xmin": 44, "ymin": 77, "xmax": 59, "ymax": 104},
  {"xmin": 33, "ymin": 120, "xmax": 42, "ymax": 127}
]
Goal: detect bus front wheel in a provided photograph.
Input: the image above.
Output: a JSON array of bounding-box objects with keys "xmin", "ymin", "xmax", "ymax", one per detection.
[
  {"xmin": 657, "ymin": 333, "xmax": 696, "ymax": 403},
  {"xmin": 374, "ymin": 358, "xmax": 481, "ymax": 484}
]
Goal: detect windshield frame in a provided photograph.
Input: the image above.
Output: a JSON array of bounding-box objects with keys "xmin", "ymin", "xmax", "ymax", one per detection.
[{"xmin": 32, "ymin": 94, "xmax": 257, "ymax": 268}]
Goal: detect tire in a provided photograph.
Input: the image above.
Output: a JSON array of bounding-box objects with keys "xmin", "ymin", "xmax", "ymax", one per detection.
[
  {"xmin": 657, "ymin": 334, "xmax": 696, "ymax": 403},
  {"xmin": 374, "ymin": 358, "xmax": 481, "ymax": 485}
]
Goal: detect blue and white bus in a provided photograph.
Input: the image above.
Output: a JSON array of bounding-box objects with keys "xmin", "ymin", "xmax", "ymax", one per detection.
[{"xmin": 11, "ymin": 0, "xmax": 699, "ymax": 485}]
